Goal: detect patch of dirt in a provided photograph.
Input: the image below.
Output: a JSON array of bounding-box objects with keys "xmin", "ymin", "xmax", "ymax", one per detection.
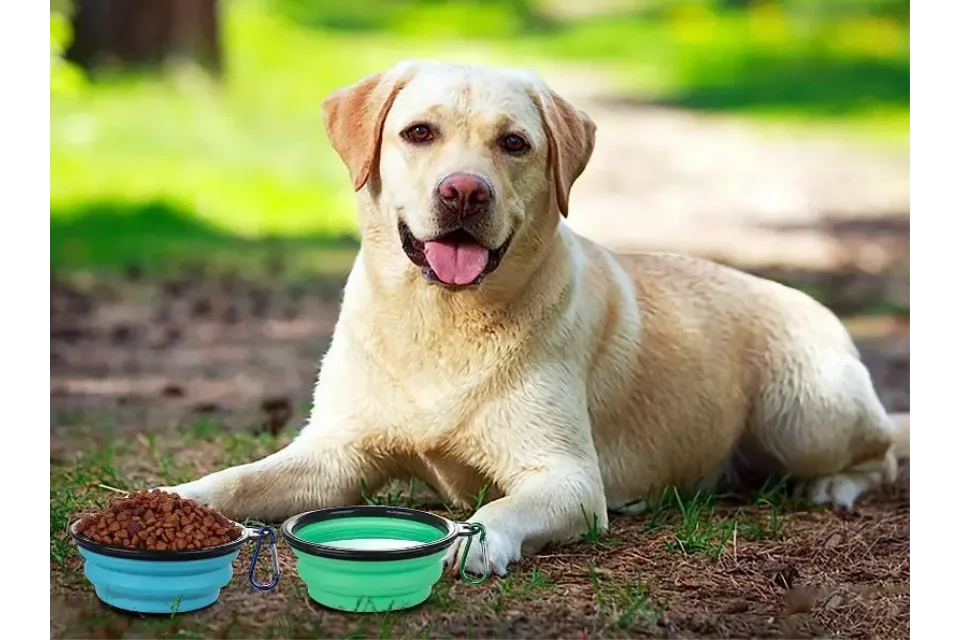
[
  {"xmin": 537, "ymin": 70, "xmax": 910, "ymax": 272},
  {"xmin": 50, "ymin": 271, "xmax": 343, "ymax": 442},
  {"xmin": 50, "ymin": 259, "xmax": 909, "ymax": 639}
]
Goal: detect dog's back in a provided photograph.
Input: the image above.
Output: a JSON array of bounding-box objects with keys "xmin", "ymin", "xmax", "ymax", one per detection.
[{"xmin": 575, "ymin": 239, "xmax": 904, "ymax": 509}]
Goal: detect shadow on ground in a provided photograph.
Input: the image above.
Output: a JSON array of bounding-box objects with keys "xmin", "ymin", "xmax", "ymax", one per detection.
[
  {"xmin": 591, "ymin": 50, "xmax": 901, "ymax": 127},
  {"xmin": 615, "ymin": 55, "xmax": 910, "ymax": 117},
  {"xmin": 51, "ymin": 200, "xmax": 358, "ymax": 278},
  {"xmin": 746, "ymin": 211, "xmax": 909, "ymax": 316}
]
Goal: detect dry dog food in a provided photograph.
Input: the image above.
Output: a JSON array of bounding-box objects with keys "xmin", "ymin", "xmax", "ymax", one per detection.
[{"xmin": 75, "ymin": 489, "xmax": 243, "ymax": 551}]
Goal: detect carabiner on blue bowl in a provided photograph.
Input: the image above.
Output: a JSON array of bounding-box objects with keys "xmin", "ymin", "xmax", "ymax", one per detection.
[{"xmin": 248, "ymin": 526, "xmax": 281, "ymax": 591}]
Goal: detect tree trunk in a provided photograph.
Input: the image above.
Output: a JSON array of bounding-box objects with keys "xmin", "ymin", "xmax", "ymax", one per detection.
[{"xmin": 66, "ymin": 0, "xmax": 222, "ymax": 75}]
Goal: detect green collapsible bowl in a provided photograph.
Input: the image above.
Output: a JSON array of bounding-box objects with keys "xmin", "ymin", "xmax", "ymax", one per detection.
[{"xmin": 281, "ymin": 506, "xmax": 489, "ymax": 613}]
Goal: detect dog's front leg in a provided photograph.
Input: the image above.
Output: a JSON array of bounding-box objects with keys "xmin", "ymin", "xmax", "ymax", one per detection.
[
  {"xmin": 446, "ymin": 456, "xmax": 608, "ymax": 577},
  {"xmin": 445, "ymin": 398, "xmax": 607, "ymax": 576},
  {"xmin": 161, "ymin": 428, "xmax": 383, "ymax": 521},
  {"xmin": 159, "ymin": 425, "xmax": 383, "ymax": 522}
]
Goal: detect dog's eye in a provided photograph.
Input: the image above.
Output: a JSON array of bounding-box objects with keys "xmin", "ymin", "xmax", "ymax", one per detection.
[
  {"xmin": 402, "ymin": 124, "xmax": 435, "ymax": 145},
  {"xmin": 499, "ymin": 134, "xmax": 530, "ymax": 155}
]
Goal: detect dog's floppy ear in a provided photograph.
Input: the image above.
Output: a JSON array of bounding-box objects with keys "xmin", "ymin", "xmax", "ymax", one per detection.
[
  {"xmin": 537, "ymin": 89, "xmax": 596, "ymax": 217},
  {"xmin": 321, "ymin": 66, "xmax": 414, "ymax": 191}
]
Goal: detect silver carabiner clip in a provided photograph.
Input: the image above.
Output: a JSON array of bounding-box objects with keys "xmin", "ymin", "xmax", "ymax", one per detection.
[
  {"xmin": 247, "ymin": 526, "xmax": 281, "ymax": 591},
  {"xmin": 457, "ymin": 522, "xmax": 491, "ymax": 585}
]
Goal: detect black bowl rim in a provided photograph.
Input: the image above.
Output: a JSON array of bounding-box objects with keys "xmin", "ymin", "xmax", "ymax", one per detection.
[
  {"xmin": 70, "ymin": 519, "xmax": 250, "ymax": 561},
  {"xmin": 281, "ymin": 505, "xmax": 463, "ymax": 561}
]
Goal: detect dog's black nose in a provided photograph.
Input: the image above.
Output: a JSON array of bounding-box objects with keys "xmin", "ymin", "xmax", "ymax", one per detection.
[{"xmin": 436, "ymin": 172, "xmax": 493, "ymax": 219}]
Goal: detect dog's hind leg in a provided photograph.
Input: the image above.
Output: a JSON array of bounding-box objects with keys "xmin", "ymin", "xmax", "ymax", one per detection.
[{"xmin": 745, "ymin": 351, "xmax": 906, "ymax": 509}]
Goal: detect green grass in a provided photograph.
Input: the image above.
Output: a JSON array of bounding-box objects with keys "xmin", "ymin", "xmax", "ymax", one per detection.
[
  {"xmin": 491, "ymin": 568, "xmax": 553, "ymax": 613},
  {"xmin": 50, "ymin": 442, "xmax": 122, "ymax": 563},
  {"xmin": 580, "ymin": 504, "xmax": 611, "ymax": 548},
  {"xmin": 518, "ymin": 3, "xmax": 909, "ymax": 130},
  {"xmin": 588, "ymin": 563, "xmax": 666, "ymax": 632},
  {"xmin": 360, "ymin": 477, "xmax": 422, "ymax": 508},
  {"xmin": 51, "ymin": 0, "xmax": 908, "ymax": 277},
  {"xmin": 635, "ymin": 484, "xmax": 789, "ymax": 559}
]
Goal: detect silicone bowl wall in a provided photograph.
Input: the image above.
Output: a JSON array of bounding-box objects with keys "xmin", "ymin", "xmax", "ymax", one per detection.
[
  {"xmin": 291, "ymin": 547, "xmax": 448, "ymax": 612},
  {"xmin": 282, "ymin": 506, "xmax": 461, "ymax": 613},
  {"xmin": 70, "ymin": 520, "xmax": 249, "ymax": 614}
]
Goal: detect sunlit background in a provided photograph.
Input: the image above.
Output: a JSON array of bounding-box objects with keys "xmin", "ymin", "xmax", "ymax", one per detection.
[{"xmin": 51, "ymin": 0, "xmax": 909, "ymax": 274}]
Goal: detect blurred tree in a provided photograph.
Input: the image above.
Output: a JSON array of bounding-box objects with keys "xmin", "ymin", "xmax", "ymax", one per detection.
[{"xmin": 65, "ymin": 0, "xmax": 222, "ymax": 75}]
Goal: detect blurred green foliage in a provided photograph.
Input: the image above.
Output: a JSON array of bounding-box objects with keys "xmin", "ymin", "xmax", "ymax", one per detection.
[
  {"xmin": 50, "ymin": 0, "xmax": 87, "ymax": 96},
  {"xmin": 522, "ymin": 1, "xmax": 908, "ymax": 129},
  {"xmin": 50, "ymin": 0, "xmax": 909, "ymax": 276},
  {"xmin": 268, "ymin": 0, "xmax": 553, "ymax": 37}
]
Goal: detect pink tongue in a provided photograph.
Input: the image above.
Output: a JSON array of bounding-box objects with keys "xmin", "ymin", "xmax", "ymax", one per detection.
[{"xmin": 423, "ymin": 240, "xmax": 490, "ymax": 286}]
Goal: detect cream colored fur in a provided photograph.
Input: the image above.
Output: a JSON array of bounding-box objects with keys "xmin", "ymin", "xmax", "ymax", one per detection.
[{"xmin": 162, "ymin": 61, "xmax": 910, "ymax": 577}]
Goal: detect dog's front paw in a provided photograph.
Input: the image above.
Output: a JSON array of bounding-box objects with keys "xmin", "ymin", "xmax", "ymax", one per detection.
[
  {"xmin": 155, "ymin": 478, "xmax": 220, "ymax": 508},
  {"xmin": 442, "ymin": 525, "xmax": 519, "ymax": 578}
]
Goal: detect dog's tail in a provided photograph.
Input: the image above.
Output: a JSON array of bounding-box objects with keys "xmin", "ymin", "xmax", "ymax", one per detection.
[{"xmin": 887, "ymin": 411, "xmax": 910, "ymax": 460}]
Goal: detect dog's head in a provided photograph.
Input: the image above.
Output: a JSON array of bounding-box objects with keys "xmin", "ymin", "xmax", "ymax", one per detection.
[{"xmin": 322, "ymin": 60, "xmax": 595, "ymax": 289}]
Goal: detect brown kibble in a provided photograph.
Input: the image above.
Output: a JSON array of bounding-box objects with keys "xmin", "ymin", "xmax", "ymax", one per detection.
[{"xmin": 75, "ymin": 489, "xmax": 242, "ymax": 552}]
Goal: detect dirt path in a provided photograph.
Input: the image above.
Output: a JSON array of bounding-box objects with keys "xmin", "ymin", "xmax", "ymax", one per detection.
[{"xmin": 542, "ymin": 69, "xmax": 910, "ymax": 271}]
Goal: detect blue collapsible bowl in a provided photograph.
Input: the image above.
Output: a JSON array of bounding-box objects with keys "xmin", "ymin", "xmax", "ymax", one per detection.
[{"xmin": 70, "ymin": 519, "xmax": 280, "ymax": 614}]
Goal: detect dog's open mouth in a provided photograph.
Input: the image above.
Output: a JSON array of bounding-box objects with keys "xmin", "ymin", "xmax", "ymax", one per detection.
[{"xmin": 399, "ymin": 221, "xmax": 512, "ymax": 287}]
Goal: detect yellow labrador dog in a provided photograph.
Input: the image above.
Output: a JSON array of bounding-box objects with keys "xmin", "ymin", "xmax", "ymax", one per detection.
[{"xmin": 163, "ymin": 60, "xmax": 910, "ymax": 576}]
